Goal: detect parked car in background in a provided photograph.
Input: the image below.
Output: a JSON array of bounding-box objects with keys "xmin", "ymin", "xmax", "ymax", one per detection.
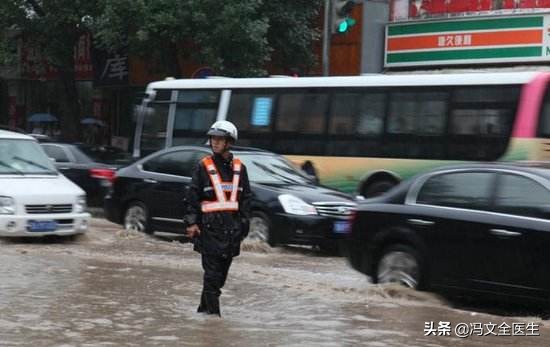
[
  {"xmin": 40, "ymin": 143, "xmax": 133, "ymax": 206},
  {"xmin": 0, "ymin": 130, "xmax": 90, "ymax": 237},
  {"xmin": 104, "ymin": 145, "xmax": 356, "ymax": 251},
  {"xmin": 346, "ymin": 164, "xmax": 550, "ymax": 304}
]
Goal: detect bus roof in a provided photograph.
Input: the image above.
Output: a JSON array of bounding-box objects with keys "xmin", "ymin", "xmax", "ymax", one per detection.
[{"xmin": 147, "ymin": 71, "xmax": 544, "ymax": 91}]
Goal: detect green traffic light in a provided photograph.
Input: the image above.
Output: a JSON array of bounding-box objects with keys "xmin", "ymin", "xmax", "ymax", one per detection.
[
  {"xmin": 337, "ymin": 20, "xmax": 349, "ymax": 33},
  {"xmin": 337, "ymin": 18, "xmax": 356, "ymax": 34}
]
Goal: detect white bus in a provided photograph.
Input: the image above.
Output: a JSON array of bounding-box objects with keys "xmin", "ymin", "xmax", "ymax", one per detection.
[{"xmin": 133, "ymin": 72, "xmax": 550, "ymax": 196}]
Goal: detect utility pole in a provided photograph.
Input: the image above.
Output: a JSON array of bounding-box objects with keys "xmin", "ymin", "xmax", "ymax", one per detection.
[{"xmin": 322, "ymin": 0, "xmax": 331, "ymax": 76}]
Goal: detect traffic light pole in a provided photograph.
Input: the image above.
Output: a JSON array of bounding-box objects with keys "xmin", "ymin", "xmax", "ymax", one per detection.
[{"xmin": 322, "ymin": 0, "xmax": 332, "ymax": 76}]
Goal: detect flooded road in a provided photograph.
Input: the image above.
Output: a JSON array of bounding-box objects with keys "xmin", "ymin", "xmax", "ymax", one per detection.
[{"xmin": 0, "ymin": 219, "xmax": 549, "ymax": 346}]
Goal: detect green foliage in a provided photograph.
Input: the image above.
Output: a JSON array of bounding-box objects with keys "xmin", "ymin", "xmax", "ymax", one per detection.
[
  {"xmin": 93, "ymin": 0, "xmax": 322, "ymax": 77},
  {"xmin": 0, "ymin": 0, "xmax": 100, "ymax": 68},
  {"xmin": 0, "ymin": 0, "xmax": 322, "ymax": 76}
]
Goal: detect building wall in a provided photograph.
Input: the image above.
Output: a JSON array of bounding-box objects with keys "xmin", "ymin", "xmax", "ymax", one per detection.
[{"xmin": 331, "ymin": 4, "xmax": 364, "ymax": 75}]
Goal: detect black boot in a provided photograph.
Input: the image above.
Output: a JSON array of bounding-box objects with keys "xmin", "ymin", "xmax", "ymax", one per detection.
[
  {"xmin": 204, "ymin": 291, "xmax": 221, "ymax": 316},
  {"xmin": 197, "ymin": 292, "xmax": 207, "ymax": 313}
]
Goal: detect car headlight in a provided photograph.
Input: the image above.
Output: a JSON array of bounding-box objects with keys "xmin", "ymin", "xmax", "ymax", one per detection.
[
  {"xmin": 278, "ymin": 194, "xmax": 317, "ymax": 216},
  {"xmin": 0, "ymin": 196, "xmax": 15, "ymax": 215},
  {"xmin": 75, "ymin": 195, "xmax": 87, "ymax": 213}
]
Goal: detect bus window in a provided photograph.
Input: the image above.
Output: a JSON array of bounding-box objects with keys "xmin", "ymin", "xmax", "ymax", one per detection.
[
  {"xmin": 174, "ymin": 108, "xmax": 217, "ymax": 131},
  {"xmin": 141, "ymin": 103, "xmax": 169, "ymax": 155},
  {"xmin": 387, "ymin": 92, "xmax": 446, "ymax": 136},
  {"xmin": 448, "ymin": 86, "xmax": 518, "ymax": 160},
  {"xmin": 453, "ymin": 86, "xmax": 519, "ymax": 103},
  {"xmin": 538, "ymin": 90, "xmax": 550, "ymax": 138},
  {"xmin": 177, "ymin": 90, "xmax": 219, "ymax": 103},
  {"xmin": 227, "ymin": 92, "xmax": 274, "ymax": 132},
  {"xmin": 450, "ymin": 109, "xmax": 511, "ymax": 136},
  {"xmin": 276, "ymin": 92, "xmax": 327, "ymax": 134},
  {"xmin": 326, "ymin": 91, "xmax": 385, "ymax": 157},
  {"xmin": 329, "ymin": 92, "xmax": 385, "ymax": 135},
  {"xmin": 272, "ymin": 90, "xmax": 328, "ymax": 155},
  {"xmin": 153, "ymin": 89, "xmax": 172, "ymax": 101},
  {"xmin": 172, "ymin": 90, "xmax": 219, "ymax": 146},
  {"xmin": 385, "ymin": 91, "xmax": 448, "ymax": 159}
]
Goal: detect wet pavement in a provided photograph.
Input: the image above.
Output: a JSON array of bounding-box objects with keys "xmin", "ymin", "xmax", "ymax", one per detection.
[{"xmin": 0, "ymin": 219, "xmax": 549, "ymax": 346}]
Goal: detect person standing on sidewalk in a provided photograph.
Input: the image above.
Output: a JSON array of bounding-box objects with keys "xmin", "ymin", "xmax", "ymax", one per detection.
[{"xmin": 184, "ymin": 120, "xmax": 252, "ymax": 316}]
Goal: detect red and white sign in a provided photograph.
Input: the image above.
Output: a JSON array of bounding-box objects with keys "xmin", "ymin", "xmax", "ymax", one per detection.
[
  {"xmin": 391, "ymin": 0, "xmax": 550, "ymax": 21},
  {"xmin": 74, "ymin": 34, "xmax": 93, "ymax": 80},
  {"xmin": 20, "ymin": 34, "xmax": 93, "ymax": 81}
]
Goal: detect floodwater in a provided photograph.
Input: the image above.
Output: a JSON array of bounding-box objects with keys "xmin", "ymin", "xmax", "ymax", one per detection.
[{"xmin": 0, "ymin": 219, "xmax": 548, "ymax": 346}]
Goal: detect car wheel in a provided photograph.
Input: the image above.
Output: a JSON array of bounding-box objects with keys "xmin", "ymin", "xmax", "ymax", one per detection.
[
  {"xmin": 248, "ymin": 211, "xmax": 274, "ymax": 246},
  {"xmin": 376, "ymin": 245, "xmax": 422, "ymax": 289},
  {"xmin": 124, "ymin": 202, "xmax": 152, "ymax": 234},
  {"xmin": 362, "ymin": 180, "xmax": 395, "ymax": 198}
]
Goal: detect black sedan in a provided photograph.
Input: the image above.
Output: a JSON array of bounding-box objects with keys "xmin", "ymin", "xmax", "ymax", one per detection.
[
  {"xmin": 346, "ymin": 164, "xmax": 550, "ymax": 303},
  {"xmin": 104, "ymin": 145, "xmax": 356, "ymax": 250},
  {"xmin": 40, "ymin": 143, "xmax": 133, "ymax": 206}
]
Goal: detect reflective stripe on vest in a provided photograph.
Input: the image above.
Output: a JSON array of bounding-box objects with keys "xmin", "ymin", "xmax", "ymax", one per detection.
[{"xmin": 201, "ymin": 156, "xmax": 242, "ymax": 213}]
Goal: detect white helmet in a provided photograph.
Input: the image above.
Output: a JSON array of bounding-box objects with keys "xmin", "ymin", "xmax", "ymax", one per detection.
[{"xmin": 207, "ymin": 120, "xmax": 238, "ymax": 141}]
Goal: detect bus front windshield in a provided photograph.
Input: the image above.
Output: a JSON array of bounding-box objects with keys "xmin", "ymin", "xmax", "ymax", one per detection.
[
  {"xmin": 137, "ymin": 90, "xmax": 220, "ymax": 157},
  {"xmin": 238, "ymin": 153, "xmax": 313, "ymax": 185},
  {"xmin": 0, "ymin": 139, "xmax": 57, "ymax": 175}
]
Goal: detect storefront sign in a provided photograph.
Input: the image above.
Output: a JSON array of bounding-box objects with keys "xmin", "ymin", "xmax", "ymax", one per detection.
[
  {"xmin": 75, "ymin": 34, "xmax": 93, "ymax": 80},
  {"xmin": 92, "ymin": 49, "xmax": 129, "ymax": 86},
  {"xmin": 385, "ymin": 14, "xmax": 550, "ymax": 67}
]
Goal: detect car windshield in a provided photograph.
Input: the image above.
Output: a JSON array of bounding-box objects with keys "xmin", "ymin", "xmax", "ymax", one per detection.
[
  {"xmin": 238, "ymin": 153, "xmax": 313, "ymax": 185},
  {"xmin": 0, "ymin": 139, "xmax": 57, "ymax": 175},
  {"xmin": 77, "ymin": 144, "xmax": 133, "ymax": 165}
]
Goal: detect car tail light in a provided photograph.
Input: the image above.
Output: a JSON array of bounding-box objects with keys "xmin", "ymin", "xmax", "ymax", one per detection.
[{"xmin": 89, "ymin": 168, "xmax": 116, "ymax": 183}]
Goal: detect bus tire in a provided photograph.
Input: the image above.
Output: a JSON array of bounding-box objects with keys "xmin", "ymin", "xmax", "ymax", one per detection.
[{"xmin": 361, "ymin": 180, "xmax": 396, "ymax": 198}]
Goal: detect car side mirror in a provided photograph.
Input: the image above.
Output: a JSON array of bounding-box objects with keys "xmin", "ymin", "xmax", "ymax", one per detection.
[{"xmin": 49, "ymin": 157, "xmax": 56, "ymax": 163}]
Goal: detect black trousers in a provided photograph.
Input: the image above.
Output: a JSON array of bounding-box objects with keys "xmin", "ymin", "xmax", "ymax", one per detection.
[{"xmin": 198, "ymin": 253, "xmax": 233, "ymax": 315}]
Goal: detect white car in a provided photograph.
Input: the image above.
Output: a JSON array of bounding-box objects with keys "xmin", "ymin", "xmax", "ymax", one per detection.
[{"xmin": 0, "ymin": 130, "xmax": 90, "ymax": 237}]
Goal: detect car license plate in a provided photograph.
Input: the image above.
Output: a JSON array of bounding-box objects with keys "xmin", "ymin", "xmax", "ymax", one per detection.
[
  {"xmin": 333, "ymin": 221, "xmax": 350, "ymax": 234},
  {"xmin": 28, "ymin": 220, "xmax": 57, "ymax": 232}
]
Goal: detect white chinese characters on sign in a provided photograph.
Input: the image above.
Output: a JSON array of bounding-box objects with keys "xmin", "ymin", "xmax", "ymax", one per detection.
[
  {"xmin": 423, "ymin": 321, "xmax": 541, "ymax": 338},
  {"xmin": 101, "ymin": 55, "xmax": 128, "ymax": 81},
  {"xmin": 437, "ymin": 34, "xmax": 472, "ymax": 47}
]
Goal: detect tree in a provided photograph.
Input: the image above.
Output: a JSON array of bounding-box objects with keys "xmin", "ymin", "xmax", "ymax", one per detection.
[
  {"xmin": 93, "ymin": 0, "xmax": 322, "ymax": 77},
  {"xmin": 263, "ymin": 0, "xmax": 322, "ymax": 75},
  {"xmin": 0, "ymin": 0, "xmax": 322, "ymax": 137},
  {"xmin": 0, "ymin": 0, "xmax": 102, "ymax": 140}
]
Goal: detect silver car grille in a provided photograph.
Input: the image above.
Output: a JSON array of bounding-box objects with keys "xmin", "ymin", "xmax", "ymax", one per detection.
[
  {"xmin": 312, "ymin": 202, "xmax": 356, "ymax": 220},
  {"xmin": 26, "ymin": 204, "xmax": 73, "ymax": 214}
]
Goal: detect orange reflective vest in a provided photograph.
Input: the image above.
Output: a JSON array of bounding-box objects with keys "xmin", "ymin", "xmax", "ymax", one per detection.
[{"xmin": 201, "ymin": 155, "xmax": 242, "ymax": 213}]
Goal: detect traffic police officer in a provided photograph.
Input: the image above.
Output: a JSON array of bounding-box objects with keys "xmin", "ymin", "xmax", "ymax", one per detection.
[{"xmin": 184, "ymin": 120, "xmax": 252, "ymax": 316}]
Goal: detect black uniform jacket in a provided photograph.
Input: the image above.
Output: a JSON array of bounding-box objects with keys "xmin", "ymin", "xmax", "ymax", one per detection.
[{"xmin": 184, "ymin": 152, "xmax": 252, "ymax": 257}]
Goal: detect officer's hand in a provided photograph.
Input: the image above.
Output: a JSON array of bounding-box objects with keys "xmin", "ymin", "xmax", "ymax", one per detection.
[{"xmin": 186, "ymin": 224, "xmax": 201, "ymax": 238}]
